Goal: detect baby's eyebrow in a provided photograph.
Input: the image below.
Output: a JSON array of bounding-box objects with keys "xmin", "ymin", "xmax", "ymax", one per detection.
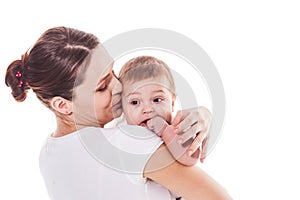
[
  {"xmin": 126, "ymin": 91, "xmax": 141, "ymax": 97},
  {"xmin": 126, "ymin": 89, "xmax": 167, "ymax": 97},
  {"xmin": 151, "ymin": 89, "xmax": 166, "ymax": 94}
]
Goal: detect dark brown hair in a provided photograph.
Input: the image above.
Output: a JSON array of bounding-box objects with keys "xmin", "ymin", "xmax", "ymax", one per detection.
[{"xmin": 5, "ymin": 26, "xmax": 99, "ymax": 108}]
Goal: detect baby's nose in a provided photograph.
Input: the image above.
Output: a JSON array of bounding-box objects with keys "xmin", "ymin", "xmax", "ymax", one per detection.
[{"xmin": 143, "ymin": 104, "xmax": 154, "ymax": 114}]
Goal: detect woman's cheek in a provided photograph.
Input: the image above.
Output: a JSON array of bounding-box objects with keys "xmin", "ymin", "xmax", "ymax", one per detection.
[{"xmin": 95, "ymin": 92, "xmax": 110, "ymax": 110}]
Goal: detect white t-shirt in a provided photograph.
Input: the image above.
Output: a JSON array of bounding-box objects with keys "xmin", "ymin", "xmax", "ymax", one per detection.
[{"xmin": 39, "ymin": 126, "xmax": 175, "ymax": 200}]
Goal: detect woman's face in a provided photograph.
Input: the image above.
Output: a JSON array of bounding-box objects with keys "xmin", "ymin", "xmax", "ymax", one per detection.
[{"xmin": 73, "ymin": 45, "xmax": 122, "ymax": 128}]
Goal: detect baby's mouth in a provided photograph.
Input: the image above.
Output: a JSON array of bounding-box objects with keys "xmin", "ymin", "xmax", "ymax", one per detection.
[{"xmin": 139, "ymin": 119, "xmax": 151, "ymax": 127}]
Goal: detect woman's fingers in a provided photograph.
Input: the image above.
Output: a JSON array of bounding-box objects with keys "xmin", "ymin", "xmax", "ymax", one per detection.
[
  {"xmin": 170, "ymin": 107, "xmax": 212, "ymax": 162},
  {"xmin": 171, "ymin": 110, "xmax": 183, "ymax": 127},
  {"xmin": 200, "ymin": 137, "xmax": 209, "ymax": 163},
  {"xmin": 187, "ymin": 132, "xmax": 204, "ymax": 154},
  {"xmin": 174, "ymin": 114, "xmax": 201, "ymax": 134},
  {"xmin": 177, "ymin": 118, "xmax": 204, "ymax": 144}
]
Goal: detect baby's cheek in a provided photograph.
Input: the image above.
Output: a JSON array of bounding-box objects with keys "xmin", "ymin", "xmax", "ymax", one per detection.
[
  {"xmin": 122, "ymin": 107, "xmax": 134, "ymax": 124},
  {"xmin": 157, "ymin": 106, "xmax": 172, "ymax": 120},
  {"xmin": 126, "ymin": 113, "xmax": 138, "ymax": 125}
]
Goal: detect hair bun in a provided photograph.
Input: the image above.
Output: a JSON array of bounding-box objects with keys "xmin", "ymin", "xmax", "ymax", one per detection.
[{"xmin": 5, "ymin": 58, "xmax": 29, "ymax": 102}]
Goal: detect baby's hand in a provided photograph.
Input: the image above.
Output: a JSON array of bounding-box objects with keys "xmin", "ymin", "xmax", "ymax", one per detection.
[
  {"xmin": 146, "ymin": 116, "xmax": 169, "ymax": 137},
  {"xmin": 147, "ymin": 116, "xmax": 199, "ymax": 165}
]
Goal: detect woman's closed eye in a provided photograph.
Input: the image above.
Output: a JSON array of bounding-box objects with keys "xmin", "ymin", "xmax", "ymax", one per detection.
[
  {"xmin": 97, "ymin": 84, "xmax": 108, "ymax": 92},
  {"xmin": 96, "ymin": 71, "xmax": 114, "ymax": 92}
]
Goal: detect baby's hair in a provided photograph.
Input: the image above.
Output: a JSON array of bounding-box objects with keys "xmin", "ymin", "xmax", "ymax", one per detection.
[
  {"xmin": 5, "ymin": 26, "xmax": 99, "ymax": 108},
  {"xmin": 118, "ymin": 56, "xmax": 176, "ymax": 97}
]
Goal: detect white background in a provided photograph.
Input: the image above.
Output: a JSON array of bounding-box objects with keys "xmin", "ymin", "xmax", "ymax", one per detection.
[{"xmin": 1, "ymin": 0, "xmax": 299, "ymax": 199}]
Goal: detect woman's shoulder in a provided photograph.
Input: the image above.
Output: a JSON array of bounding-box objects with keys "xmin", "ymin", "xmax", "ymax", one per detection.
[
  {"xmin": 115, "ymin": 124, "xmax": 157, "ymax": 137},
  {"xmin": 79, "ymin": 125, "xmax": 162, "ymax": 153},
  {"xmin": 79, "ymin": 125, "xmax": 159, "ymax": 143},
  {"xmin": 78, "ymin": 125, "xmax": 163, "ymax": 174}
]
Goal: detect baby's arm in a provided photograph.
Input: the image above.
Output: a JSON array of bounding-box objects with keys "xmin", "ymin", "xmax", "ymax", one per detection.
[{"xmin": 147, "ymin": 116, "xmax": 200, "ymax": 166}]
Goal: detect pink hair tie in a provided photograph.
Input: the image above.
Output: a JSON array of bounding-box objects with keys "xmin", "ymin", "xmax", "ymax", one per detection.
[
  {"xmin": 16, "ymin": 71, "xmax": 22, "ymax": 78},
  {"xmin": 18, "ymin": 80, "xmax": 23, "ymax": 87}
]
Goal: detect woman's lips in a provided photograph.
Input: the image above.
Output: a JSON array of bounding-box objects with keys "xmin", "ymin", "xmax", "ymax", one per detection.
[
  {"xmin": 112, "ymin": 102, "xmax": 122, "ymax": 118},
  {"xmin": 111, "ymin": 94, "xmax": 121, "ymax": 109}
]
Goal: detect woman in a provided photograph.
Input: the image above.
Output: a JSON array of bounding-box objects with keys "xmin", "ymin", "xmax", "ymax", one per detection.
[{"xmin": 5, "ymin": 26, "xmax": 231, "ymax": 199}]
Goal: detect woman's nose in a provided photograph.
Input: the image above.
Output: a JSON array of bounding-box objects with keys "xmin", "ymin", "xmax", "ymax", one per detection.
[{"xmin": 111, "ymin": 76, "xmax": 122, "ymax": 96}]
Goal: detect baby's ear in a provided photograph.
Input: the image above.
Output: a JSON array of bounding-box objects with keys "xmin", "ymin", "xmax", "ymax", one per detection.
[
  {"xmin": 172, "ymin": 96, "xmax": 176, "ymax": 112},
  {"xmin": 50, "ymin": 96, "xmax": 73, "ymax": 115}
]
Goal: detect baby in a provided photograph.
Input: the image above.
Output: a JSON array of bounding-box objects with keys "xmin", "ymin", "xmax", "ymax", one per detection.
[{"xmin": 119, "ymin": 56, "xmax": 200, "ymax": 165}]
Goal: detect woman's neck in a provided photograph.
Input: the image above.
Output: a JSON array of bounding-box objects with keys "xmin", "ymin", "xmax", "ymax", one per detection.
[
  {"xmin": 52, "ymin": 116, "xmax": 77, "ymax": 137},
  {"xmin": 53, "ymin": 126, "xmax": 77, "ymax": 137},
  {"xmin": 52, "ymin": 116, "xmax": 105, "ymax": 137}
]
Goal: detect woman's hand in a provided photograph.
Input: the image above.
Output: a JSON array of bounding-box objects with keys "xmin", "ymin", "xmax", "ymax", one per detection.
[
  {"xmin": 171, "ymin": 106, "xmax": 212, "ymax": 163},
  {"xmin": 147, "ymin": 116, "xmax": 199, "ymax": 166}
]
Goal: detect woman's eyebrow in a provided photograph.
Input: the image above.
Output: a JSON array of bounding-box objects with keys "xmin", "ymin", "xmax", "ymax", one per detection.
[{"xmin": 97, "ymin": 72, "xmax": 111, "ymax": 85}]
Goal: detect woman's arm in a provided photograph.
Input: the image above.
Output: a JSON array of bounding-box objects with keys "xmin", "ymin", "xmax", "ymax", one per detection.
[{"xmin": 144, "ymin": 144, "xmax": 231, "ymax": 200}]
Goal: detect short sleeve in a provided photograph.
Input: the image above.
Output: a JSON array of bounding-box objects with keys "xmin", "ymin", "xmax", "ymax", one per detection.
[{"xmin": 78, "ymin": 126, "xmax": 163, "ymax": 179}]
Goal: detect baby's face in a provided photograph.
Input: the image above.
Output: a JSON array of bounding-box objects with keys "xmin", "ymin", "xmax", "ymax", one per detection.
[{"xmin": 122, "ymin": 76, "xmax": 174, "ymax": 126}]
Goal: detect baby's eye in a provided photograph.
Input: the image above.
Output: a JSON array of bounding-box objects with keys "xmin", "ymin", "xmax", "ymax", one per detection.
[
  {"xmin": 153, "ymin": 98, "xmax": 163, "ymax": 103},
  {"xmin": 130, "ymin": 100, "xmax": 140, "ymax": 105}
]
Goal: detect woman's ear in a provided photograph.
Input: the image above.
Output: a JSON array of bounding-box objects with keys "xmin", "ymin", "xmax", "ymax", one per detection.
[{"xmin": 50, "ymin": 96, "xmax": 73, "ymax": 115}]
